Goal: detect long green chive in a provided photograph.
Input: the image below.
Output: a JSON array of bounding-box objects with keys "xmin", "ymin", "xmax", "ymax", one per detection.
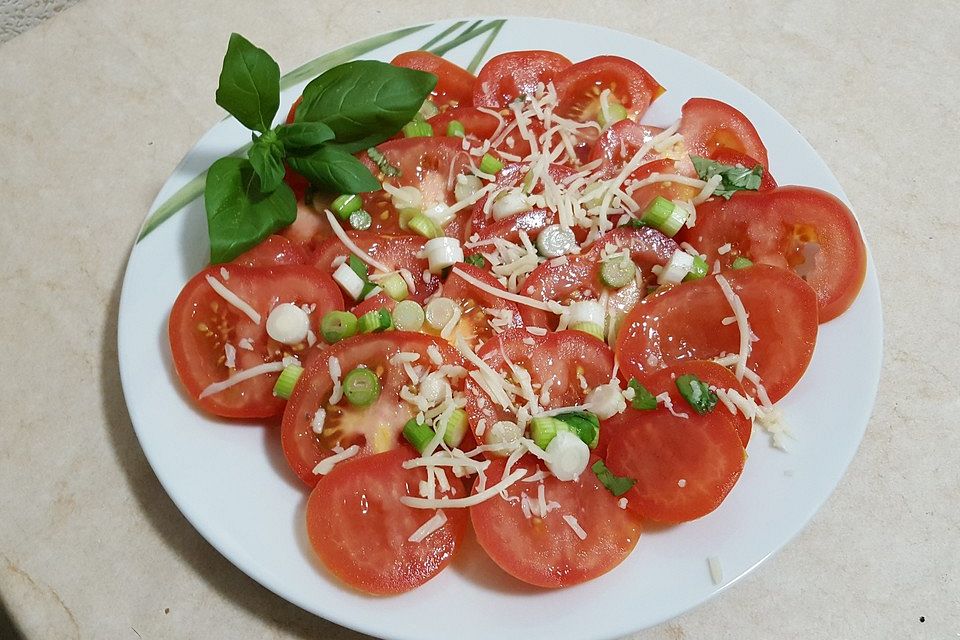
[
  {"xmin": 628, "ymin": 378, "xmax": 657, "ymax": 410},
  {"xmin": 592, "ymin": 459, "xmax": 636, "ymax": 497},
  {"xmin": 403, "ymin": 419, "xmax": 435, "ymax": 453},
  {"xmin": 331, "ymin": 194, "xmax": 362, "ymax": 220},
  {"xmin": 684, "ymin": 255, "xmax": 709, "ymax": 281},
  {"xmin": 343, "ymin": 367, "xmax": 381, "ymax": 407},
  {"xmin": 402, "ymin": 120, "xmax": 433, "ymax": 138},
  {"xmin": 675, "ymin": 374, "xmax": 718, "ymax": 415},
  {"xmin": 479, "ymin": 152, "xmax": 504, "ymax": 175},
  {"xmin": 272, "ymin": 364, "xmax": 303, "ymax": 399},
  {"xmin": 349, "ymin": 209, "xmax": 372, "ymax": 231},
  {"xmin": 732, "ymin": 256, "xmax": 753, "ymax": 269},
  {"xmin": 446, "ymin": 120, "xmax": 466, "ymax": 137},
  {"xmin": 441, "ymin": 409, "xmax": 469, "ymax": 448},
  {"xmin": 321, "ymin": 310, "xmax": 358, "ymax": 344}
]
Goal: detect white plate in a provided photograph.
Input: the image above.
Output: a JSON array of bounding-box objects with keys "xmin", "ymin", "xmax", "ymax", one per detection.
[{"xmin": 118, "ymin": 16, "xmax": 883, "ymax": 640}]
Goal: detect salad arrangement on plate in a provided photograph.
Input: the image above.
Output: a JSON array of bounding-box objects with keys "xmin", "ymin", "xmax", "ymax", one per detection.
[{"xmin": 167, "ymin": 34, "xmax": 866, "ymax": 594}]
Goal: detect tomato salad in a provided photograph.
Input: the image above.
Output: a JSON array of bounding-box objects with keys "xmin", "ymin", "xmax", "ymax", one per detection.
[{"xmin": 170, "ymin": 48, "xmax": 866, "ymax": 595}]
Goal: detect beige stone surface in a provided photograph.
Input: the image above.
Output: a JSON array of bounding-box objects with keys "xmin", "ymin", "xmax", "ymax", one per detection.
[{"xmin": 1, "ymin": 0, "xmax": 957, "ymax": 638}]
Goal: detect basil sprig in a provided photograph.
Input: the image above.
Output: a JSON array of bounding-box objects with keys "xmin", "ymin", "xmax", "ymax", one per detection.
[
  {"xmin": 203, "ymin": 33, "xmax": 436, "ymax": 263},
  {"xmin": 691, "ymin": 155, "xmax": 764, "ymax": 200}
]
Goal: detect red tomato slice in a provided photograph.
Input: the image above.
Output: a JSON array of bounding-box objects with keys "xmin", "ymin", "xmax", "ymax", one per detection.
[
  {"xmin": 429, "ymin": 106, "xmax": 499, "ymax": 141},
  {"xmin": 677, "ymin": 186, "xmax": 866, "ymax": 323},
  {"xmin": 679, "ymin": 98, "xmax": 769, "ymax": 169},
  {"xmin": 359, "ymin": 137, "xmax": 475, "ymax": 237},
  {"xmin": 279, "ymin": 198, "xmax": 338, "ymax": 253},
  {"xmin": 169, "ymin": 265, "xmax": 344, "ymax": 419},
  {"xmin": 709, "ymin": 148, "xmax": 777, "ymax": 191},
  {"xmin": 312, "ymin": 231, "xmax": 438, "ymax": 304},
  {"xmin": 589, "ymin": 120, "xmax": 663, "ymax": 178},
  {"xmin": 464, "ymin": 329, "xmax": 614, "ymax": 447},
  {"xmin": 282, "ymin": 332, "xmax": 462, "ymax": 485},
  {"xmin": 391, "ymin": 51, "xmax": 475, "ymax": 110},
  {"xmin": 555, "ymin": 56, "xmax": 664, "ymax": 123},
  {"xmin": 520, "ymin": 226, "xmax": 679, "ymax": 329},
  {"xmin": 470, "ymin": 455, "xmax": 641, "ymax": 588},
  {"xmin": 625, "ymin": 158, "xmax": 701, "ymax": 213},
  {"xmin": 474, "ymin": 51, "xmax": 572, "ymax": 109},
  {"xmin": 604, "ymin": 406, "xmax": 745, "ymax": 523},
  {"xmin": 439, "ymin": 262, "xmax": 524, "ymax": 344},
  {"xmin": 230, "ymin": 234, "xmax": 309, "ymax": 268},
  {"xmin": 306, "ymin": 447, "xmax": 468, "ymax": 595},
  {"xmin": 616, "ymin": 265, "xmax": 818, "ymax": 403}
]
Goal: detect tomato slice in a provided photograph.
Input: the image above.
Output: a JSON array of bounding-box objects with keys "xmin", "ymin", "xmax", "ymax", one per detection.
[
  {"xmin": 616, "ymin": 265, "xmax": 818, "ymax": 403},
  {"xmin": 464, "ymin": 329, "xmax": 614, "ymax": 447},
  {"xmin": 391, "ymin": 51, "xmax": 475, "ymax": 110},
  {"xmin": 282, "ymin": 332, "xmax": 462, "ymax": 485},
  {"xmin": 230, "ymin": 234, "xmax": 309, "ymax": 268},
  {"xmin": 359, "ymin": 137, "xmax": 475, "ymax": 237},
  {"xmin": 625, "ymin": 158, "xmax": 701, "ymax": 213},
  {"xmin": 588, "ymin": 120, "xmax": 663, "ymax": 178},
  {"xmin": 679, "ymin": 98, "xmax": 769, "ymax": 169},
  {"xmin": 709, "ymin": 148, "xmax": 777, "ymax": 191},
  {"xmin": 474, "ymin": 51, "xmax": 572, "ymax": 108},
  {"xmin": 169, "ymin": 265, "xmax": 344, "ymax": 418},
  {"xmin": 520, "ymin": 226, "xmax": 679, "ymax": 329},
  {"xmin": 312, "ymin": 231, "xmax": 439, "ymax": 305},
  {"xmin": 306, "ymin": 447, "xmax": 469, "ymax": 595},
  {"xmin": 555, "ymin": 56, "xmax": 663, "ymax": 123},
  {"xmin": 279, "ymin": 198, "xmax": 338, "ymax": 253},
  {"xmin": 470, "ymin": 455, "xmax": 641, "ymax": 587},
  {"xmin": 604, "ymin": 406, "xmax": 745, "ymax": 523},
  {"xmin": 439, "ymin": 262, "xmax": 524, "ymax": 344},
  {"xmin": 677, "ymin": 186, "xmax": 866, "ymax": 323},
  {"xmin": 429, "ymin": 106, "xmax": 499, "ymax": 141}
]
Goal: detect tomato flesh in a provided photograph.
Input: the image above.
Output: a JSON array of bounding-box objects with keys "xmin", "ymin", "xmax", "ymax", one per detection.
[
  {"xmin": 679, "ymin": 98, "xmax": 769, "ymax": 169},
  {"xmin": 230, "ymin": 234, "xmax": 309, "ymax": 268},
  {"xmin": 306, "ymin": 447, "xmax": 468, "ymax": 595},
  {"xmin": 474, "ymin": 51, "xmax": 572, "ymax": 108},
  {"xmin": 439, "ymin": 262, "xmax": 525, "ymax": 345},
  {"xmin": 391, "ymin": 51, "xmax": 475, "ymax": 110},
  {"xmin": 555, "ymin": 55, "xmax": 663, "ymax": 123}
]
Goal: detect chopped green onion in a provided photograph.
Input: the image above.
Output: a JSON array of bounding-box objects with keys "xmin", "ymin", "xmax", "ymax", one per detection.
[
  {"xmin": 402, "ymin": 120, "xmax": 433, "ymax": 138},
  {"xmin": 446, "ymin": 120, "xmax": 466, "ymax": 138},
  {"xmin": 348, "ymin": 255, "xmax": 368, "ymax": 280},
  {"xmin": 403, "ymin": 419, "xmax": 435, "ymax": 453},
  {"xmin": 555, "ymin": 411, "xmax": 600, "ymax": 449},
  {"xmin": 591, "ymin": 459, "xmax": 636, "ymax": 497},
  {"xmin": 397, "ymin": 207, "xmax": 420, "ymax": 231},
  {"xmin": 379, "ymin": 273, "xmax": 409, "ymax": 301},
  {"xmin": 683, "ymin": 255, "xmax": 709, "ymax": 281},
  {"xmin": 732, "ymin": 256, "xmax": 753, "ymax": 269},
  {"xmin": 272, "ymin": 364, "xmax": 303, "ymax": 399},
  {"xmin": 530, "ymin": 416, "xmax": 565, "ymax": 450},
  {"xmin": 343, "ymin": 367, "xmax": 381, "ymax": 407},
  {"xmin": 359, "ymin": 308, "xmax": 392, "ymax": 333},
  {"xmin": 367, "ymin": 147, "xmax": 400, "ymax": 177},
  {"xmin": 441, "ymin": 409, "xmax": 468, "ymax": 448},
  {"xmin": 640, "ymin": 196, "xmax": 689, "ymax": 237},
  {"xmin": 331, "ymin": 194, "xmax": 362, "ymax": 220},
  {"xmin": 464, "ymin": 254, "xmax": 486, "ymax": 268},
  {"xmin": 408, "ymin": 214, "xmax": 442, "ymax": 239},
  {"xmin": 675, "ymin": 374, "xmax": 718, "ymax": 415},
  {"xmin": 600, "ymin": 256, "xmax": 637, "ymax": 289},
  {"xmin": 571, "ymin": 321, "xmax": 604, "ymax": 341},
  {"xmin": 417, "ymin": 99, "xmax": 439, "ymax": 121},
  {"xmin": 479, "ymin": 152, "xmax": 504, "ymax": 175},
  {"xmin": 628, "ymin": 378, "xmax": 657, "ymax": 410},
  {"xmin": 425, "ymin": 297, "xmax": 457, "ymax": 330},
  {"xmin": 392, "ymin": 300, "xmax": 425, "ymax": 331},
  {"xmin": 598, "ymin": 102, "xmax": 629, "ymax": 128},
  {"xmin": 349, "ymin": 209, "xmax": 372, "ymax": 231},
  {"xmin": 321, "ymin": 310, "xmax": 358, "ymax": 344}
]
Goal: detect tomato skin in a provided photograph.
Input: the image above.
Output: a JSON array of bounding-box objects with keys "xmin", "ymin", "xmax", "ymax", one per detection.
[
  {"xmin": 616, "ymin": 265, "xmax": 818, "ymax": 403},
  {"xmin": 604, "ymin": 406, "xmax": 745, "ymax": 523},
  {"xmin": 282, "ymin": 332, "xmax": 462, "ymax": 486},
  {"xmin": 306, "ymin": 447, "xmax": 468, "ymax": 595},
  {"xmin": 555, "ymin": 55, "xmax": 664, "ymax": 122},
  {"xmin": 470, "ymin": 455, "xmax": 641, "ymax": 588},
  {"xmin": 474, "ymin": 51, "xmax": 572, "ymax": 108},
  {"xmin": 678, "ymin": 186, "xmax": 865, "ymax": 323},
  {"xmin": 441, "ymin": 262, "xmax": 524, "ymax": 344},
  {"xmin": 169, "ymin": 265, "xmax": 344, "ymax": 419},
  {"xmin": 679, "ymin": 98, "xmax": 769, "ymax": 169},
  {"xmin": 429, "ymin": 106, "xmax": 499, "ymax": 140},
  {"xmin": 230, "ymin": 234, "xmax": 309, "ymax": 267},
  {"xmin": 589, "ymin": 120, "xmax": 663, "ymax": 178},
  {"xmin": 391, "ymin": 51, "xmax": 475, "ymax": 109},
  {"xmin": 709, "ymin": 148, "xmax": 777, "ymax": 190}
]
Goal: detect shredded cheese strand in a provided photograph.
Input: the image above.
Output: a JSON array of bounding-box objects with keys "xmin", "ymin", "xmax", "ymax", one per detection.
[
  {"xmin": 324, "ymin": 210, "xmax": 390, "ymax": 273},
  {"xmin": 198, "ymin": 361, "xmax": 284, "ymax": 399},
  {"xmin": 204, "ymin": 275, "xmax": 261, "ymax": 324}
]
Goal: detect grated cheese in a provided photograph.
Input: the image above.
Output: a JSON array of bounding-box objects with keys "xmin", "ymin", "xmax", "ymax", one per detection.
[
  {"xmin": 324, "ymin": 210, "xmax": 390, "ymax": 273},
  {"xmin": 401, "ymin": 468, "xmax": 528, "ymax": 509},
  {"xmin": 328, "ymin": 356, "xmax": 343, "ymax": 405},
  {"xmin": 198, "ymin": 361, "xmax": 285, "ymax": 399},
  {"xmin": 715, "ymin": 274, "xmax": 751, "ymax": 381},
  {"xmin": 311, "ymin": 444, "xmax": 360, "ymax": 475},
  {"xmin": 562, "ymin": 514, "xmax": 588, "ymax": 540},
  {"xmin": 204, "ymin": 275, "xmax": 261, "ymax": 324},
  {"xmin": 408, "ymin": 510, "xmax": 447, "ymax": 543}
]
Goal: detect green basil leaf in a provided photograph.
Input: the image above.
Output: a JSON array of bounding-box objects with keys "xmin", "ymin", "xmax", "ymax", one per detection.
[
  {"xmin": 591, "ymin": 459, "xmax": 636, "ymax": 497},
  {"xmin": 690, "ymin": 155, "xmax": 764, "ymax": 200},
  {"xmin": 204, "ymin": 157, "xmax": 296, "ymax": 263},
  {"xmin": 628, "ymin": 378, "xmax": 658, "ymax": 410},
  {"xmin": 276, "ymin": 121, "xmax": 335, "ymax": 151},
  {"xmin": 215, "ymin": 33, "xmax": 281, "ymax": 133},
  {"xmin": 287, "ymin": 146, "xmax": 380, "ymax": 193},
  {"xmin": 247, "ymin": 133, "xmax": 285, "ymax": 193},
  {"xmin": 675, "ymin": 374, "xmax": 718, "ymax": 415},
  {"xmin": 295, "ymin": 60, "xmax": 436, "ymax": 151}
]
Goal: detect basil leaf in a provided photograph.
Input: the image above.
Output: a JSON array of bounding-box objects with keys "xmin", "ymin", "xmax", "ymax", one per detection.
[
  {"xmin": 276, "ymin": 121, "xmax": 335, "ymax": 151},
  {"xmin": 591, "ymin": 460, "xmax": 636, "ymax": 497},
  {"xmin": 288, "ymin": 146, "xmax": 380, "ymax": 193},
  {"xmin": 628, "ymin": 378, "xmax": 658, "ymax": 410},
  {"xmin": 366, "ymin": 146, "xmax": 400, "ymax": 177},
  {"xmin": 215, "ymin": 33, "xmax": 280, "ymax": 133},
  {"xmin": 204, "ymin": 157, "xmax": 296, "ymax": 263},
  {"xmin": 247, "ymin": 132, "xmax": 285, "ymax": 193},
  {"xmin": 464, "ymin": 254, "xmax": 486, "ymax": 268},
  {"xmin": 675, "ymin": 374, "xmax": 718, "ymax": 415},
  {"xmin": 690, "ymin": 155, "xmax": 764, "ymax": 200},
  {"xmin": 296, "ymin": 60, "xmax": 436, "ymax": 151}
]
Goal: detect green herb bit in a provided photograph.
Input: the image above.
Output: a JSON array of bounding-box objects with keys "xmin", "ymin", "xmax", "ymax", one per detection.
[
  {"xmin": 628, "ymin": 378, "xmax": 657, "ymax": 410},
  {"xmin": 691, "ymin": 155, "xmax": 763, "ymax": 199},
  {"xmin": 732, "ymin": 256, "xmax": 753, "ymax": 269},
  {"xmin": 675, "ymin": 374, "xmax": 718, "ymax": 415},
  {"xmin": 592, "ymin": 459, "xmax": 636, "ymax": 497},
  {"xmin": 367, "ymin": 147, "xmax": 401, "ymax": 177},
  {"xmin": 464, "ymin": 254, "xmax": 486, "ymax": 268}
]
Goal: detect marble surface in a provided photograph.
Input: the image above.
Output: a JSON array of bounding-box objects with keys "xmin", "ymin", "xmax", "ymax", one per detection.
[{"xmin": 1, "ymin": 1, "xmax": 957, "ymax": 638}]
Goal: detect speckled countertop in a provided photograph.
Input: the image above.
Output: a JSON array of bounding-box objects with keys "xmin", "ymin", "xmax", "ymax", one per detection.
[{"xmin": 1, "ymin": 1, "xmax": 958, "ymax": 638}]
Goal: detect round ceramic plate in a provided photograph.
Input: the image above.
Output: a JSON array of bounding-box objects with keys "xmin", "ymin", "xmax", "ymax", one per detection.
[{"xmin": 118, "ymin": 16, "xmax": 883, "ymax": 640}]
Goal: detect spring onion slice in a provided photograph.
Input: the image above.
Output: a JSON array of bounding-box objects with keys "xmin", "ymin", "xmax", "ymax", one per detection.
[
  {"xmin": 321, "ymin": 310, "xmax": 358, "ymax": 344},
  {"xmin": 479, "ymin": 152, "xmax": 504, "ymax": 174},
  {"xmin": 402, "ymin": 120, "xmax": 433, "ymax": 138},
  {"xmin": 379, "ymin": 273, "xmax": 409, "ymax": 301},
  {"xmin": 571, "ymin": 321, "xmax": 604, "ymax": 341},
  {"xmin": 441, "ymin": 410, "xmax": 469, "ymax": 448},
  {"xmin": 331, "ymin": 194, "xmax": 362, "ymax": 219},
  {"xmin": 359, "ymin": 308, "xmax": 392, "ymax": 334},
  {"xmin": 342, "ymin": 367, "xmax": 381, "ymax": 407},
  {"xmin": 272, "ymin": 364, "xmax": 304, "ymax": 399},
  {"xmin": 600, "ymin": 256, "xmax": 637, "ymax": 288},
  {"xmin": 349, "ymin": 209, "xmax": 372, "ymax": 231},
  {"xmin": 732, "ymin": 256, "xmax": 753, "ymax": 269},
  {"xmin": 403, "ymin": 419, "xmax": 435, "ymax": 453},
  {"xmin": 393, "ymin": 300, "xmax": 425, "ymax": 331},
  {"xmin": 446, "ymin": 120, "xmax": 466, "ymax": 137},
  {"xmin": 408, "ymin": 214, "xmax": 443, "ymax": 239},
  {"xmin": 684, "ymin": 255, "xmax": 709, "ymax": 281}
]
